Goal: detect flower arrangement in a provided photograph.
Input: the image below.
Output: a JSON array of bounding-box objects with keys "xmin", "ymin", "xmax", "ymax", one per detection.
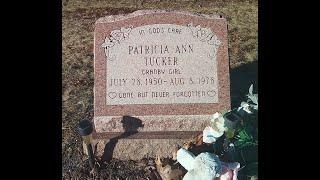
[
  {"xmin": 176, "ymin": 85, "xmax": 258, "ymax": 180},
  {"xmin": 203, "ymin": 84, "xmax": 258, "ymax": 179}
]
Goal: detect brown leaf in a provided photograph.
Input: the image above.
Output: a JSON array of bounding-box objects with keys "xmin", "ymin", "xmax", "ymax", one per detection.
[
  {"xmin": 155, "ymin": 155, "xmax": 183, "ymax": 180},
  {"xmin": 172, "ymin": 147, "xmax": 179, "ymax": 161},
  {"xmin": 183, "ymin": 133, "xmax": 203, "ymax": 149},
  {"xmin": 195, "ymin": 134, "xmax": 203, "ymax": 146},
  {"xmin": 168, "ymin": 169, "xmax": 183, "ymax": 180}
]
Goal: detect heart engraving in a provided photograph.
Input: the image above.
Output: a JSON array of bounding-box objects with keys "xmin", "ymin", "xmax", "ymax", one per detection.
[
  {"xmin": 108, "ymin": 92, "xmax": 117, "ymax": 99},
  {"xmin": 207, "ymin": 90, "xmax": 216, "ymax": 97}
]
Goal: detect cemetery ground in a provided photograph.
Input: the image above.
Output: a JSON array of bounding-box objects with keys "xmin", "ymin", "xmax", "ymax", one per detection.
[{"xmin": 62, "ymin": 0, "xmax": 257, "ymax": 179}]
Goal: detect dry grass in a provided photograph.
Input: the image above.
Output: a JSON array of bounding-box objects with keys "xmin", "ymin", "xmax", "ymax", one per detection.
[{"xmin": 62, "ymin": 0, "xmax": 257, "ymax": 178}]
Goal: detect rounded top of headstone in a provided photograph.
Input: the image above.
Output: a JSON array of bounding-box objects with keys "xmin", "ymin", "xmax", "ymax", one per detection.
[
  {"xmin": 78, "ymin": 120, "xmax": 93, "ymax": 136},
  {"xmin": 95, "ymin": 10, "xmax": 226, "ymax": 24}
]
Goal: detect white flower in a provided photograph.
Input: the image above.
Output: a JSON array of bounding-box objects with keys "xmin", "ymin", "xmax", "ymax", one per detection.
[
  {"xmin": 237, "ymin": 102, "xmax": 253, "ymax": 114},
  {"xmin": 203, "ymin": 126, "xmax": 217, "ymax": 143},
  {"xmin": 210, "ymin": 112, "xmax": 227, "ymax": 138},
  {"xmin": 212, "ymin": 112, "xmax": 221, "ymax": 119}
]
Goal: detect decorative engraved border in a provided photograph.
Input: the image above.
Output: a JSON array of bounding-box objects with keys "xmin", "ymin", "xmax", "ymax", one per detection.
[
  {"xmin": 186, "ymin": 23, "xmax": 221, "ymax": 59},
  {"xmin": 101, "ymin": 24, "xmax": 221, "ymax": 61},
  {"xmin": 101, "ymin": 26, "xmax": 133, "ymax": 61}
]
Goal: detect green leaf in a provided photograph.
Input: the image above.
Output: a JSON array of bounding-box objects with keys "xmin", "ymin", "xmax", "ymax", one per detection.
[
  {"xmin": 234, "ymin": 140, "xmax": 242, "ymax": 146},
  {"xmin": 238, "ymin": 131, "xmax": 246, "ymax": 139}
]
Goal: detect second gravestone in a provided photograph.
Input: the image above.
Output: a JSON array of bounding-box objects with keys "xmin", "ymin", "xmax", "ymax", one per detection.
[{"xmin": 93, "ymin": 10, "xmax": 230, "ymax": 160}]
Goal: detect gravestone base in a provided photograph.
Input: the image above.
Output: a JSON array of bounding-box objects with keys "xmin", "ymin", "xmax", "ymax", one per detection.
[
  {"xmin": 86, "ymin": 138, "xmax": 187, "ymax": 160},
  {"xmin": 88, "ymin": 114, "xmax": 211, "ymax": 160}
]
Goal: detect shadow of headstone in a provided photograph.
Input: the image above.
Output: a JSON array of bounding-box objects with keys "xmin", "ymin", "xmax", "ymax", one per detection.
[{"xmin": 101, "ymin": 116, "xmax": 144, "ymax": 162}]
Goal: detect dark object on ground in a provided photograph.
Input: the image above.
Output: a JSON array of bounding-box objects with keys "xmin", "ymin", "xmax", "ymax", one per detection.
[
  {"xmin": 78, "ymin": 120, "xmax": 95, "ymax": 168},
  {"xmin": 101, "ymin": 116, "xmax": 144, "ymax": 162}
]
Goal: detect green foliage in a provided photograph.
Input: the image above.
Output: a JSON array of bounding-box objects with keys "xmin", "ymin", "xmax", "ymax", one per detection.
[
  {"xmin": 213, "ymin": 84, "xmax": 258, "ymax": 178},
  {"xmin": 234, "ymin": 85, "xmax": 258, "ymax": 149},
  {"xmin": 233, "ymin": 84, "xmax": 258, "ymax": 178},
  {"xmin": 234, "ymin": 119, "xmax": 258, "ymax": 149}
]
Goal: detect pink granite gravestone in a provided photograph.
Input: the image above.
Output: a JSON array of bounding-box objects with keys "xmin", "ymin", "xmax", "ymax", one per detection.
[{"xmin": 92, "ymin": 10, "xmax": 230, "ymax": 160}]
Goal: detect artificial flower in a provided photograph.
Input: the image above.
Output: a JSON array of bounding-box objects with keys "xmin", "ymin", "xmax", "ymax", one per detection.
[
  {"xmin": 210, "ymin": 112, "xmax": 227, "ymax": 138},
  {"xmin": 217, "ymin": 162, "xmax": 240, "ymax": 180}
]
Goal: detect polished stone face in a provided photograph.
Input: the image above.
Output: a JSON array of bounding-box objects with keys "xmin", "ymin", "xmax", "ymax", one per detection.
[
  {"xmin": 92, "ymin": 10, "xmax": 231, "ymax": 160},
  {"xmin": 102, "ymin": 24, "xmax": 220, "ymax": 105},
  {"xmin": 94, "ymin": 10, "xmax": 230, "ymax": 141}
]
